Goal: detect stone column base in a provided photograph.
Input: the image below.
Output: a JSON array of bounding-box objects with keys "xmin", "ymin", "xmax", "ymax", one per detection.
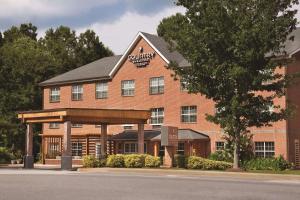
[
  {"xmin": 61, "ymin": 156, "xmax": 72, "ymax": 170},
  {"xmin": 24, "ymin": 155, "xmax": 34, "ymax": 169}
]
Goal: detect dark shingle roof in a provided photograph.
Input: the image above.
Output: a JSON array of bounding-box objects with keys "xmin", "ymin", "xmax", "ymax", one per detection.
[
  {"xmin": 282, "ymin": 28, "xmax": 300, "ymax": 56},
  {"xmin": 112, "ymin": 129, "xmax": 209, "ymax": 141},
  {"xmin": 141, "ymin": 32, "xmax": 190, "ymax": 67},
  {"xmin": 39, "ymin": 55, "xmax": 122, "ymax": 86}
]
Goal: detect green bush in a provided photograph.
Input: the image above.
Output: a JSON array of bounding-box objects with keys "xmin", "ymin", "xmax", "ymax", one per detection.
[
  {"xmin": 186, "ymin": 156, "xmax": 233, "ymax": 170},
  {"xmin": 106, "ymin": 154, "xmax": 125, "ymax": 168},
  {"xmin": 82, "ymin": 155, "xmax": 106, "ymax": 168},
  {"xmin": 173, "ymin": 154, "xmax": 186, "ymax": 168},
  {"xmin": 0, "ymin": 147, "xmax": 13, "ymax": 164},
  {"xmin": 209, "ymin": 151, "xmax": 233, "ymax": 163},
  {"xmin": 242, "ymin": 156, "xmax": 290, "ymax": 171},
  {"xmin": 124, "ymin": 154, "xmax": 144, "ymax": 168},
  {"xmin": 145, "ymin": 155, "xmax": 160, "ymax": 168}
]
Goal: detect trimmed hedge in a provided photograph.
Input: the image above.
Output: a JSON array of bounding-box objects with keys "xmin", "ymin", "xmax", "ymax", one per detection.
[
  {"xmin": 242, "ymin": 156, "xmax": 291, "ymax": 171},
  {"xmin": 173, "ymin": 154, "xmax": 186, "ymax": 168},
  {"xmin": 209, "ymin": 151, "xmax": 233, "ymax": 163},
  {"xmin": 186, "ymin": 156, "xmax": 233, "ymax": 170},
  {"xmin": 82, "ymin": 155, "xmax": 106, "ymax": 168},
  {"xmin": 106, "ymin": 154, "xmax": 125, "ymax": 168},
  {"xmin": 145, "ymin": 155, "xmax": 161, "ymax": 168},
  {"xmin": 0, "ymin": 147, "xmax": 13, "ymax": 164},
  {"xmin": 124, "ymin": 154, "xmax": 144, "ymax": 168}
]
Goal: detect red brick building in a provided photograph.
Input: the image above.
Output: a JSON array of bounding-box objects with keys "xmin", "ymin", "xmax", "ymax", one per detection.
[{"xmin": 38, "ymin": 31, "xmax": 300, "ymax": 167}]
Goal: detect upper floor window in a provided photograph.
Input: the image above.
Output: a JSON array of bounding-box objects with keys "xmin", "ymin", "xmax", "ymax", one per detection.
[
  {"xmin": 49, "ymin": 122, "xmax": 60, "ymax": 129},
  {"xmin": 72, "ymin": 85, "xmax": 83, "ymax": 101},
  {"xmin": 150, "ymin": 77, "xmax": 164, "ymax": 94},
  {"xmin": 255, "ymin": 142, "xmax": 275, "ymax": 158},
  {"xmin": 49, "ymin": 87, "xmax": 60, "ymax": 102},
  {"xmin": 150, "ymin": 108, "xmax": 164, "ymax": 125},
  {"xmin": 181, "ymin": 106, "xmax": 197, "ymax": 123},
  {"xmin": 96, "ymin": 82, "xmax": 108, "ymax": 99},
  {"xmin": 71, "ymin": 124, "xmax": 83, "ymax": 128},
  {"xmin": 121, "ymin": 80, "xmax": 135, "ymax": 96}
]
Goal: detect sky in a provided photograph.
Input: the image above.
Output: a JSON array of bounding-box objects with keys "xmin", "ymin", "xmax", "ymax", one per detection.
[{"xmin": 0, "ymin": 0, "xmax": 299, "ymax": 54}]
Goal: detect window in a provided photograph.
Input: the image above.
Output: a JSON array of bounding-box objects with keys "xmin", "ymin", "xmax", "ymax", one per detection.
[
  {"xmin": 50, "ymin": 87, "xmax": 60, "ymax": 102},
  {"xmin": 72, "ymin": 85, "xmax": 83, "ymax": 101},
  {"xmin": 255, "ymin": 142, "xmax": 275, "ymax": 158},
  {"xmin": 150, "ymin": 108, "xmax": 164, "ymax": 125},
  {"xmin": 180, "ymin": 79, "xmax": 188, "ymax": 91},
  {"xmin": 71, "ymin": 124, "xmax": 82, "ymax": 128},
  {"xmin": 181, "ymin": 106, "xmax": 197, "ymax": 123},
  {"xmin": 124, "ymin": 143, "xmax": 137, "ymax": 154},
  {"xmin": 121, "ymin": 80, "xmax": 135, "ymax": 96},
  {"xmin": 95, "ymin": 143, "xmax": 101, "ymax": 158},
  {"xmin": 216, "ymin": 142, "xmax": 225, "ymax": 151},
  {"xmin": 150, "ymin": 77, "xmax": 164, "ymax": 94},
  {"xmin": 72, "ymin": 142, "xmax": 82, "ymax": 156},
  {"xmin": 49, "ymin": 123, "xmax": 60, "ymax": 129},
  {"xmin": 159, "ymin": 144, "xmax": 165, "ymax": 157},
  {"xmin": 122, "ymin": 124, "xmax": 134, "ymax": 130},
  {"xmin": 96, "ymin": 82, "xmax": 108, "ymax": 99},
  {"xmin": 177, "ymin": 142, "xmax": 185, "ymax": 155}
]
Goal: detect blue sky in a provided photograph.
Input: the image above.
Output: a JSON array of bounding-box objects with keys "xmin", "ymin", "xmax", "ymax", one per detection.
[
  {"xmin": 0, "ymin": 0, "xmax": 184, "ymax": 54},
  {"xmin": 0, "ymin": 0, "xmax": 299, "ymax": 54}
]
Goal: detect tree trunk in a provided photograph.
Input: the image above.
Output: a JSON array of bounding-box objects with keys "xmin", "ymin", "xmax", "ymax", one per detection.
[{"xmin": 233, "ymin": 139, "xmax": 240, "ymax": 169}]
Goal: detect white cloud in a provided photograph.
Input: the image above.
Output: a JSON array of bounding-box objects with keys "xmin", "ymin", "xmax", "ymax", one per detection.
[{"xmin": 77, "ymin": 6, "xmax": 185, "ymax": 54}]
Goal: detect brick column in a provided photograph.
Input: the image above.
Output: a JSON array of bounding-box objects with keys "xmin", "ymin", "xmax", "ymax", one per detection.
[
  {"xmin": 101, "ymin": 124, "xmax": 107, "ymax": 156},
  {"xmin": 138, "ymin": 123, "xmax": 144, "ymax": 154},
  {"xmin": 24, "ymin": 123, "xmax": 34, "ymax": 169},
  {"xmin": 61, "ymin": 121, "xmax": 72, "ymax": 170}
]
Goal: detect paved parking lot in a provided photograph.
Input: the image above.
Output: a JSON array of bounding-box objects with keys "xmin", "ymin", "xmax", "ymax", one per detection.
[{"xmin": 0, "ymin": 168, "xmax": 300, "ymax": 200}]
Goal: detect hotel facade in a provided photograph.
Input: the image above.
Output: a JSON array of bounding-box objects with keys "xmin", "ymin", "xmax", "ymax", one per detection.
[{"xmin": 33, "ymin": 31, "xmax": 300, "ymax": 167}]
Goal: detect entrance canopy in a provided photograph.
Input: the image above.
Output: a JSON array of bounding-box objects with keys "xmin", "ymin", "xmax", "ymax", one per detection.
[{"xmin": 18, "ymin": 108, "xmax": 151, "ymax": 124}]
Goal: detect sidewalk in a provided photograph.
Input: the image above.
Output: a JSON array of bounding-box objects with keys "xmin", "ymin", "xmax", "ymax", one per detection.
[{"xmin": 78, "ymin": 167, "xmax": 300, "ymax": 181}]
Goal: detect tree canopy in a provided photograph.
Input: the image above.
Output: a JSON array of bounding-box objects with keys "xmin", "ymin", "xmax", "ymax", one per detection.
[
  {"xmin": 0, "ymin": 23, "xmax": 113, "ymax": 156},
  {"xmin": 158, "ymin": 0, "xmax": 299, "ymax": 168}
]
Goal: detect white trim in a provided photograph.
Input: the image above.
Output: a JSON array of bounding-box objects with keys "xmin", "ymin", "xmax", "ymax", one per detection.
[
  {"xmin": 109, "ymin": 32, "xmax": 170, "ymax": 77},
  {"xmin": 289, "ymin": 48, "xmax": 300, "ymax": 57}
]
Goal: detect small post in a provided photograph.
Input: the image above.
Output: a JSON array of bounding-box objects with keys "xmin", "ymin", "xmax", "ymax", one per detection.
[
  {"xmin": 24, "ymin": 123, "xmax": 34, "ymax": 169},
  {"xmin": 138, "ymin": 123, "xmax": 144, "ymax": 154},
  {"xmin": 61, "ymin": 121, "xmax": 72, "ymax": 170}
]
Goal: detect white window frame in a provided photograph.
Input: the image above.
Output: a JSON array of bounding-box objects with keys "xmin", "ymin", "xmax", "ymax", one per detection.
[
  {"xmin": 121, "ymin": 80, "xmax": 135, "ymax": 96},
  {"xmin": 181, "ymin": 106, "xmax": 197, "ymax": 123},
  {"xmin": 72, "ymin": 85, "xmax": 83, "ymax": 101},
  {"xmin": 50, "ymin": 87, "xmax": 60, "ymax": 102},
  {"xmin": 96, "ymin": 82, "xmax": 108, "ymax": 99},
  {"xmin": 49, "ymin": 122, "xmax": 60, "ymax": 129},
  {"xmin": 215, "ymin": 141, "xmax": 225, "ymax": 151},
  {"xmin": 255, "ymin": 142, "xmax": 275, "ymax": 158},
  {"xmin": 150, "ymin": 77, "xmax": 164, "ymax": 94},
  {"xmin": 150, "ymin": 108, "xmax": 164, "ymax": 125},
  {"xmin": 72, "ymin": 142, "xmax": 83, "ymax": 157},
  {"xmin": 95, "ymin": 143, "xmax": 101, "ymax": 158}
]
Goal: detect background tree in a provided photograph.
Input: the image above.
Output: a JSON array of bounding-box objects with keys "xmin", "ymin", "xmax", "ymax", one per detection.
[
  {"xmin": 0, "ymin": 23, "xmax": 113, "ymax": 160},
  {"xmin": 158, "ymin": 0, "xmax": 299, "ymax": 168}
]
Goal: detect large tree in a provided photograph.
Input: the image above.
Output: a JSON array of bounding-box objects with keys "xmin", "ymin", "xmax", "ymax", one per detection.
[{"xmin": 158, "ymin": 0, "xmax": 299, "ymax": 168}]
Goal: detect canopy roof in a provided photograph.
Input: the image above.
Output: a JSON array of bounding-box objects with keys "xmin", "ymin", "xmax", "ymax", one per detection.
[{"xmin": 18, "ymin": 108, "xmax": 151, "ymax": 125}]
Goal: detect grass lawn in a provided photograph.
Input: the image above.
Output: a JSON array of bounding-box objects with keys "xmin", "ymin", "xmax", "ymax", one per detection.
[{"xmin": 247, "ymin": 169, "xmax": 300, "ymax": 175}]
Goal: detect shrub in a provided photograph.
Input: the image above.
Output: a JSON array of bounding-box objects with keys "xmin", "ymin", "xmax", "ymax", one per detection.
[
  {"xmin": 186, "ymin": 156, "xmax": 233, "ymax": 170},
  {"xmin": 209, "ymin": 151, "xmax": 233, "ymax": 163},
  {"xmin": 145, "ymin": 155, "xmax": 160, "ymax": 168},
  {"xmin": 173, "ymin": 154, "xmax": 186, "ymax": 168},
  {"xmin": 0, "ymin": 147, "xmax": 13, "ymax": 164},
  {"xmin": 124, "ymin": 154, "xmax": 144, "ymax": 168},
  {"xmin": 242, "ymin": 156, "xmax": 291, "ymax": 171},
  {"xmin": 106, "ymin": 154, "xmax": 125, "ymax": 168},
  {"xmin": 82, "ymin": 155, "xmax": 106, "ymax": 168}
]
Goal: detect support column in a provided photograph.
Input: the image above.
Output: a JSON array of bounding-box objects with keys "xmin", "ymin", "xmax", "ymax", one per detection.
[
  {"xmin": 154, "ymin": 142, "xmax": 159, "ymax": 157},
  {"xmin": 86, "ymin": 136, "xmax": 89, "ymax": 155},
  {"xmin": 61, "ymin": 121, "xmax": 72, "ymax": 170},
  {"xmin": 101, "ymin": 124, "xmax": 107, "ymax": 156},
  {"xmin": 138, "ymin": 123, "xmax": 144, "ymax": 154},
  {"xmin": 41, "ymin": 136, "xmax": 45, "ymax": 164},
  {"xmin": 24, "ymin": 123, "xmax": 34, "ymax": 169}
]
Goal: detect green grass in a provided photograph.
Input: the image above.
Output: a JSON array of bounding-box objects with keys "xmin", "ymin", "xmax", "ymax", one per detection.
[{"xmin": 247, "ymin": 169, "xmax": 300, "ymax": 175}]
